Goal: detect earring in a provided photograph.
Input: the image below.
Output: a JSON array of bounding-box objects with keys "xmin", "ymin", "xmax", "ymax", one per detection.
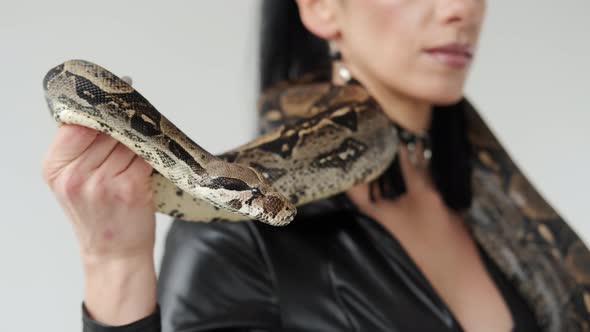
[
  {"xmin": 331, "ymin": 51, "xmax": 352, "ymax": 83},
  {"xmin": 330, "ymin": 48, "xmax": 352, "ymax": 84}
]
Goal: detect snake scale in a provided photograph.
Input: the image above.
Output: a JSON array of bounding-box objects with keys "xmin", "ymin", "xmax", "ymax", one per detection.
[
  {"xmin": 43, "ymin": 59, "xmax": 397, "ymax": 226},
  {"xmin": 44, "ymin": 59, "xmax": 590, "ymax": 331}
]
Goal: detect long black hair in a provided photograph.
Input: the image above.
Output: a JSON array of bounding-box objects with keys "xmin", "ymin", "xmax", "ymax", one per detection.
[{"xmin": 259, "ymin": 0, "xmax": 472, "ymax": 212}]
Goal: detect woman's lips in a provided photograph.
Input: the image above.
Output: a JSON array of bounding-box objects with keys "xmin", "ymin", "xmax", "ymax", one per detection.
[{"xmin": 425, "ymin": 49, "xmax": 472, "ymax": 69}]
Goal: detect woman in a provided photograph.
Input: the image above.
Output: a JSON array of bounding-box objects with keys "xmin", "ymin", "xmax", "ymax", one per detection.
[{"xmin": 41, "ymin": 1, "xmax": 590, "ymax": 331}]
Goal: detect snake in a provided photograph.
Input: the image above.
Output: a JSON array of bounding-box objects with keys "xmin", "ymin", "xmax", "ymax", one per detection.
[
  {"xmin": 44, "ymin": 60, "xmax": 590, "ymax": 330},
  {"xmin": 43, "ymin": 59, "xmax": 397, "ymax": 226},
  {"xmin": 43, "ymin": 60, "xmax": 590, "ymax": 332}
]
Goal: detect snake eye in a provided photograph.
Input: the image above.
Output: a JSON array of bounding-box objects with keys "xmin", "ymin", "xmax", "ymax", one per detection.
[{"xmin": 251, "ymin": 187, "xmax": 262, "ymax": 198}]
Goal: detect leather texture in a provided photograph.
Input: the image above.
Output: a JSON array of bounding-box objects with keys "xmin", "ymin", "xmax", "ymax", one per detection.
[
  {"xmin": 151, "ymin": 194, "xmax": 540, "ymax": 332},
  {"xmin": 82, "ymin": 194, "xmax": 540, "ymax": 331}
]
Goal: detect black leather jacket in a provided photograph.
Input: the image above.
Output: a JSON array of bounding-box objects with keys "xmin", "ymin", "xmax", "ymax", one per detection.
[{"xmin": 82, "ymin": 193, "xmax": 540, "ymax": 332}]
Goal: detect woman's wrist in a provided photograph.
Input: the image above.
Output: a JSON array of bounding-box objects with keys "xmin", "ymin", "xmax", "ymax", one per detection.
[{"xmin": 82, "ymin": 253, "xmax": 157, "ymax": 326}]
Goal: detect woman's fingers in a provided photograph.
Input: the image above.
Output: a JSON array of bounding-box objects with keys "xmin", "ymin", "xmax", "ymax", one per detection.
[
  {"xmin": 43, "ymin": 121, "xmax": 155, "ymax": 208},
  {"xmin": 70, "ymin": 132, "xmax": 119, "ymax": 174},
  {"xmin": 43, "ymin": 122, "xmax": 153, "ymax": 187},
  {"xmin": 97, "ymin": 142, "xmax": 138, "ymax": 177},
  {"xmin": 42, "ymin": 124, "xmax": 100, "ymax": 183},
  {"xmin": 119, "ymin": 154, "xmax": 153, "ymax": 180},
  {"xmin": 113, "ymin": 155, "xmax": 155, "ymax": 207}
]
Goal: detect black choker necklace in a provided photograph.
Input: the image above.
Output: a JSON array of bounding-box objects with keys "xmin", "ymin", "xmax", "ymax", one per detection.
[{"xmin": 391, "ymin": 121, "xmax": 432, "ymax": 169}]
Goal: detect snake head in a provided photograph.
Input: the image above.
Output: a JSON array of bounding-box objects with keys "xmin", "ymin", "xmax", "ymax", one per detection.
[{"xmin": 205, "ymin": 164, "xmax": 296, "ymax": 226}]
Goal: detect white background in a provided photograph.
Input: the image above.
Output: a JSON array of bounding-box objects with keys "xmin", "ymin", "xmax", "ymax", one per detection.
[{"xmin": 0, "ymin": 1, "xmax": 588, "ymax": 331}]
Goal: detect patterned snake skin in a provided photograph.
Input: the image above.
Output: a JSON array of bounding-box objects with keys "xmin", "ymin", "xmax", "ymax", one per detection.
[
  {"xmin": 463, "ymin": 105, "xmax": 590, "ymax": 331},
  {"xmin": 43, "ymin": 60, "xmax": 398, "ymax": 225},
  {"xmin": 44, "ymin": 60, "xmax": 589, "ymax": 330}
]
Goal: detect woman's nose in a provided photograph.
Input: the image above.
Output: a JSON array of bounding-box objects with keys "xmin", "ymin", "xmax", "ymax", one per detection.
[{"xmin": 439, "ymin": 0, "xmax": 485, "ymax": 28}]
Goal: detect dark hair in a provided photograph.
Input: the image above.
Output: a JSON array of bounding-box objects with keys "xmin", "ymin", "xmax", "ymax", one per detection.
[{"xmin": 259, "ymin": 0, "xmax": 472, "ymax": 212}]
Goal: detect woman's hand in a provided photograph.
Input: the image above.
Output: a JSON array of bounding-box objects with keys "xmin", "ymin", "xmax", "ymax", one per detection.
[
  {"xmin": 42, "ymin": 124, "xmax": 156, "ymax": 261},
  {"xmin": 42, "ymin": 124, "xmax": 157, "ymax": 325}
]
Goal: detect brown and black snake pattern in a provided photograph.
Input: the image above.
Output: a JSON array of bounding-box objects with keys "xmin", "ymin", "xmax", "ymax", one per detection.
[
  {"xmin": 44, "ymin": 60, "xmax": 590, "ymax": 330},
  {"xmin": 463, "ymin": 103, "xmax": 590, "ymax": 331},
  {"xmin": 44, "ymin": 60, "xmax": 296, "ymax": 225},
  {"xmin": 43, "ymin": 60, "xmax": 396, "ymax": 225}
]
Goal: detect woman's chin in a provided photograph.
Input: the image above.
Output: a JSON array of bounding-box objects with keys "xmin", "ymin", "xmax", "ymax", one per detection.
[
  {"xmin": 428, "ymin": 92, "xmax": 465, "ymax": 106},
  {"xmin": 403, "ymin": 81, "xmax": 466, "ymax": 107}
]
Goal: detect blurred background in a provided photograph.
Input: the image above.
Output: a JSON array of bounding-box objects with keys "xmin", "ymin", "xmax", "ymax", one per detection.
[{"xmin": 0, "ymin": 1, "xmax": 588, "ymax": 330}]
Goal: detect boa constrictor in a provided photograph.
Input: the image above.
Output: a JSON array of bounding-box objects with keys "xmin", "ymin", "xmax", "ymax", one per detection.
[
  {"xmin": 44, "ymin": 60, "xmax": 590, "ymax": 330},
  {"xmin": 43, "ymin": 59, "xmax": 397, "ymax": 226}
]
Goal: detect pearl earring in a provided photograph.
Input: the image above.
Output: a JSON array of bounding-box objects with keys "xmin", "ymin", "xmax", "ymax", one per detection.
[
  {"xmin": 330, "ymin": 50, "xmax": 352, "ymax": 83},
  {"xmin": 337, "ymin": 63, "xmax": 352, "ymax": 82}
]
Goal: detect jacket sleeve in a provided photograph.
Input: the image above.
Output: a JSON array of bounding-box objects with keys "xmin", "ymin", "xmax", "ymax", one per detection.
[{"xmin": 82, "ymin": 303, "xmax": 161, "ymax": 332}]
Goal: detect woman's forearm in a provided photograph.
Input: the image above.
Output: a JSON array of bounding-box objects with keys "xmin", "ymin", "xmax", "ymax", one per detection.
[{"xmin": 83, "ymin": 253, "xmax": 157, "ymax": 326}]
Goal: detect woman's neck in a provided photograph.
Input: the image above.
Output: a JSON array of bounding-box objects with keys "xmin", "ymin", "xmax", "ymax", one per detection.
[{"xmin": 366, "ymin": 79, "xmax": 432, "ymax": 134}]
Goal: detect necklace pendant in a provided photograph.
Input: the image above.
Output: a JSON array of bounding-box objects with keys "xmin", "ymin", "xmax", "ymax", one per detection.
[
  {"xmin": 406, "ymin": 142, "xmax": 431, "ymax": 169},
  {"xmin": 423, "ymin": 147, "xmax": 432, "ymax": 162},
  {"xmin": 400, "ymin": 131, "xmax": 431, "ymax": 169}
]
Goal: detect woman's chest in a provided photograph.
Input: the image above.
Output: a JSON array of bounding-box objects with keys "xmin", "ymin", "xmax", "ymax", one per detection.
[
  {"xmin": 262, "ymin": 219, "xmax": 466, "ymax": 331},
  {"xmin": 378, "ymin": 209, "xmax": 514, "ymax": 331},
  {"xmin": 257, "ymin": 206, "xmax": 540, "ymax": 331}
]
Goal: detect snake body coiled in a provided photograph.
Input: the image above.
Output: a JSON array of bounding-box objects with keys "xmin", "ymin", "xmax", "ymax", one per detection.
[{"xmin": 43, "ymin": 60, "xmax": 397, "ymax": 225}]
